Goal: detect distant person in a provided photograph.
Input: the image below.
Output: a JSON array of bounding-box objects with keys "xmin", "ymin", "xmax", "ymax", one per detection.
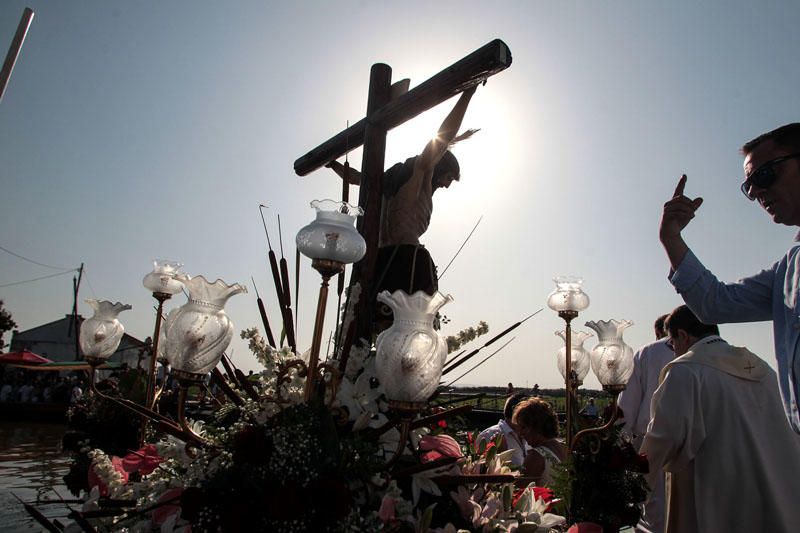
[
  {"xmin": 0, "ymin": 381, "xmax": 12, "ymax": 402},
  {"xmin": 619, "ymin": 314, "xmax": 673, "ymax": 447},
  {"xmin": 477, "ymin": 392, "xmax": 530, "ymax": 467},
  {"xmin": 659, "ymin": 123, "xmax": 800, "ymax": 433},
  {"xmin": 531, "ymin": 383, "xmax": 540, "ymax": 397},
  {"xmin": 641, "ymin": 305, "xmax": 800, "ymax": 532},
  {"xmin": 70, "ymin": 382, "xmax": 83, "ymax": 404},
  {"xmin": 506, "ymin": 382, "xmax": 515, "ymax": 396},
  {"xmin": 18, "ymin": 382, "xmax": 33, "ymax": 402},
  {"xmin": 618, "ymin": 313, "xmax": 674, "ymax": 533},
  {"xmin": 513, "ymin": 397, "xmax": 567, "ymax": 486},
  {"xmin": 579, "ymin": 398, "xmax": 598, "ymax": 418},
  {"xmin": 42, "ymin": 383, "xmax": 53, "ymax": 403}
]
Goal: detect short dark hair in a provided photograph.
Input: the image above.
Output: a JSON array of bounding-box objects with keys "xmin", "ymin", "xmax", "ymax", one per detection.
[
  {"xmin": 741, "ymin": 123, "xmax": 800, "ymax": 155},
  {"xmin": 504, "ymin": 392, "xmax": 529, "ymax": 420},
  {"xmin": 432, "ymin": 150, "xmax": 460, "ymax": 188},
  {"xmin": 654, "ymin": 314, "xmax": 669, "ymax": 333},
  {"xmin": 512, "ymin": 397, "xmax": 559, "ymax": 439},
  {"xmin": 665, "ymin": 305, "xmax": 720, "ymax": 339}
]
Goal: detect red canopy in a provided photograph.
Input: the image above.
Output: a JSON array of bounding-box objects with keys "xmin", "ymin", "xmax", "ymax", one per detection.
[{"xmin": 0, "ymin": 350, "xmax": 53, "ymax": 364}]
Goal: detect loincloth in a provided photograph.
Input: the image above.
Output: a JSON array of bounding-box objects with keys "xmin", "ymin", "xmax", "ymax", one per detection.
[{"xmin": 374, "ymin": 245, "xmax": 438, "ymax": 319}]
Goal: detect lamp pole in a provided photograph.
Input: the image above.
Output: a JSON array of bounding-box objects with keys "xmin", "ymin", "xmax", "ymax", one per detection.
[
  {"xmin": 559, "ymin": 309, "xmax": 577, "ymax": 450},
  {"xmin": 145, "ymin": 292, "xmax": 170, "ymax": 409},
  {"xmin": 304, "ymin": 259, "xmax": 344, "ymax": 401}
]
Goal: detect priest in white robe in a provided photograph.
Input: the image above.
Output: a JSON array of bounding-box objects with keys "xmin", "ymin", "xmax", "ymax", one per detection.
[
  {"xmin": 618, "ymin": 313, "xmax": 673, "ymax": 533},
  {"xmin": 641, "ymin": 305, "xmax": 800, "ymax": 533}
]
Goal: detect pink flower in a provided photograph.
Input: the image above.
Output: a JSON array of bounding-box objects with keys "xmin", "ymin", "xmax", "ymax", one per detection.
[
  {"xmin": 121, "ymin": 444, "xmax": 164, "ymax": 475},
  {"xmin": 378, "ymin": 494, "xmax": 396, "ymax": 523},
  {"xmin": 152, "ymin": 488, "xmax": 183, "ymax": 526},
  {"xmin": 419, "ymin": 434, "xmax": 463, "ymax": 463},
  {"xmin": 567, "ymin": 522, "xmax": 604, "ymax": 533}
]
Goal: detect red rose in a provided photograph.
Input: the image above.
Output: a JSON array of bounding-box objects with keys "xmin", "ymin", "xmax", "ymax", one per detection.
[{"xmin": 121, "ymin": 444, "xmax": 164, "ymax": 475}]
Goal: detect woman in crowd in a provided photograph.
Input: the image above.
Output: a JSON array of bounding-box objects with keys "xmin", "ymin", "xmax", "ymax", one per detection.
[{"xmin": 512, "ymin": 397, "xmax": 567, "ymax": 485}]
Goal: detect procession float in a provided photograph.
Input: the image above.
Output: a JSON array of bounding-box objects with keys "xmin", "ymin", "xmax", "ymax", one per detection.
[{"xmin": 14, "ymin": 37, "xmax": 647, "ymax": 533}]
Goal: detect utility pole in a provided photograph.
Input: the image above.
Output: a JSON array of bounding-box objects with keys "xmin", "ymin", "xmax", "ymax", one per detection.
[
  {"xmin": 71, "ymin": 263, "xmax": 84, "ymax": 360},
  {"xmin": 0, "ymin": 7, "xmax": 34, "ymax": 103}
]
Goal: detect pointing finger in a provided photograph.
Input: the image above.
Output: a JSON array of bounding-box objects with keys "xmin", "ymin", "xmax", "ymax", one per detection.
[{"xmin": 673, "ymin": 174, "xmax": 687, "ymax": 198}]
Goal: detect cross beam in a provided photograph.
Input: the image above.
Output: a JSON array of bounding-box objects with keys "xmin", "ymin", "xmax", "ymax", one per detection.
[{"xmin": 293, "ymin": 39, "xmax": 512, "ymax": 176}]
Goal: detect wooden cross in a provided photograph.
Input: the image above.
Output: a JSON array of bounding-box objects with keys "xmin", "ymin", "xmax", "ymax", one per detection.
[{"xmin": 294, "ymin": 39, "xmax": 512, "ymax": 358}]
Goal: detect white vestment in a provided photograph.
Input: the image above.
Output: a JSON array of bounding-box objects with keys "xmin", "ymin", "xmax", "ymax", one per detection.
[
  {"xmin": 618, "ymin": 337, "xmax": 675, "ymax": 533},
  {"xmin": 641, "ymin": 336, "xmax": 800, "ymax": 533}
]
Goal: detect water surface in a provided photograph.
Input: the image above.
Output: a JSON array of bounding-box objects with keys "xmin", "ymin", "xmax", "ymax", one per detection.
[{"xmin": 0, "ymin": 421, "xmax": 72, "ymax": 532}]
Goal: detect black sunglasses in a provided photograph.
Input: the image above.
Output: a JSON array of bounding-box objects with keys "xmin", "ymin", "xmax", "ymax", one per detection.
[{"xmin": 741, "ymin": 152, "xmax": 800, "ymax": 201}]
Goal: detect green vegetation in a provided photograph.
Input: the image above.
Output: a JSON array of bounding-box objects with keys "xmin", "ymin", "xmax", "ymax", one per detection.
[{"xmin": 440, "ymin": 386, "xmax": 613, "ymax": 413}]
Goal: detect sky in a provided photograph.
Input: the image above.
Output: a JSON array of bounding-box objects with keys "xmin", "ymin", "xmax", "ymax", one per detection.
[{"xmin": 1, "ymin": 1, "xmax": 799, "ymax": 390}]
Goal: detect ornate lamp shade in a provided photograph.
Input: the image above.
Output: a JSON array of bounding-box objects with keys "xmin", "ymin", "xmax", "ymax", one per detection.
[
  {"xmin": 546, "ymin": 276, "xmax": 590, "ymax": 313},
  {"xmin": 295, "ymin": 200, "xmax": 366, "ymax": 265},
  {"xmin": 375, "ymin": 291, "xmax": 453, "ymax": 405},
  {"xmin": 164, "ymin": 276, "xmax": 247, "ymax": 381},
  {"xmin": 555, "ymin": 329, "xmax": 593, "ymax": 382},
  {"xmin": 585, "ymin": 319, "xmax": 635, "ymax": 388},
  {"xmin": 143, "ymin": 260, "xmax": 185, "ymax": 295},
  {"xmin": 80, "ymin": 299, "xmax": 132, "ymax": 361}
]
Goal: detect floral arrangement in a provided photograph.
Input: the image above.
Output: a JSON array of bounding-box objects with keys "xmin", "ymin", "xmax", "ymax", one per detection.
[
  {"xmin": 550, "ymin": 425, "xmax": 648, "ymax": 532},
  {"xmin": 62, "ymin": 373, "xmax": 145, "ymax": 497},
  {"xmin": 52, "ymin": 326, "xmax": 569, "ymax": 533},
  {"xmin": 445, "ymin": 321, "xmax": 490, "ymax": 354}
]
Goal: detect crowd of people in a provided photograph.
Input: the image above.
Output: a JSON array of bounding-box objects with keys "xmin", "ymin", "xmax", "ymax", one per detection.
[{"xmin": 0, "ymin": 371, "xmax": 85, "ymax": 404}]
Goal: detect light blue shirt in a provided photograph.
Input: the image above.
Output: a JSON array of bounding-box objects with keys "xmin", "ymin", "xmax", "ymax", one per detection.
[{"xmin": 669, "ymin": 246, "xmax": 800, "ymax": 432}]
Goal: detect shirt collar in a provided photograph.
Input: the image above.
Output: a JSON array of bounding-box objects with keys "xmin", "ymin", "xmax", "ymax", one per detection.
[{"xmin": 687, "ymin": 334, "xmax": 725, "ymax": 352}]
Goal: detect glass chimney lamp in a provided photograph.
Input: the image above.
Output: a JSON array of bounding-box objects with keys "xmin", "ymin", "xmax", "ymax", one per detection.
[
  {"xmin": 164, "ymin": 276, "xmax": 247, "ymax": 382},
  {"xmin": 585, "ymin": 319, "xmax": 635, "ymax": 392},
  {"xmin": 295, "ymin": 199, "xmax": 366, "ymax": 401},
  {"xmin": 80, "ymin": 299, "xmax": 132, "ymax": 364},
  {"xmin": 142, "ymin": 260, "xmax": 185, "ymax": 413},
  {"xmin": 143, "ymin": 260, "xmax": 185, "ymax": 296},
  {"xmin": 555, "ymin": 329, "xmax": 593, "ymax": 383},
  {"xmin": 546, "ymin": 276, "xmax": 590, "ymax": 315},
  {"xmin": 296, "ymin": 199, "xmax": 366, "ymax": 276},
  {"xmin": 547, "ymin": 276, "xmax": 589, "ymax": 450}
]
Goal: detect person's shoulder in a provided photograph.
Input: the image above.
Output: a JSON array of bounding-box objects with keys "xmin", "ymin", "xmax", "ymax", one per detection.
[
  {"xmin": 637, "ymin": 338, "xmax": 672, "ymax": 363},
  {"xmin": 477, "ymin": 423, "xmax": 502, "ymax": 441},
  {"xmin": 640, "ymin": 338, "xmax": 671, "ymax": 353},
  {"xmin": 784, "ymin": 242, "xmax": 800, "ymax": 262}
]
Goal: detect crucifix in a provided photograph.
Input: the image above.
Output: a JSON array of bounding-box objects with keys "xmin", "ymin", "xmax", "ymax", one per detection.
[{"xmin": 294, "ymin": 39, "xmax": 512, "ymax": 365}]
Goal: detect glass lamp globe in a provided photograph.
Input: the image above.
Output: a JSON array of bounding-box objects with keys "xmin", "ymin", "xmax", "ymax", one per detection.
[
  {"xmin": 555, "ymin": 329, "xmax": 593, "ymax": 382},
  {"xmin": 546, "ymin": 276, "xmax": 590, "ymax": 313},
  {"xmin": 143, "ymin": 260, "xmax": 185, "ymax": 295},
  {"xmin": 295, "ymin": 200, "xmax": 366, "ymax": 266},
  {"xmin": 585, "ymin": 319, "xmax": 635, "ymax": 390},
  {"xmin": 80, "ymin": 299, "xmax": 132, "ymax": 362}
]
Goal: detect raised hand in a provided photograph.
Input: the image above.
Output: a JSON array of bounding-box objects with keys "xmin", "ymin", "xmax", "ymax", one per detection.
[{"xmin": 660, "ymin": 174, "xmax": 703, "ymax": 242}]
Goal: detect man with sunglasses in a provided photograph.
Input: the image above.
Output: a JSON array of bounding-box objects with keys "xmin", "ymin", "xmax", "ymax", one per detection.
[{"xmin": 659, "ymin": 122, "xmax": 800, "ymax": 433}]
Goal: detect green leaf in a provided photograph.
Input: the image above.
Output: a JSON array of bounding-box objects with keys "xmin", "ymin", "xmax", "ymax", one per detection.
[
  {"xmin": 419, "ymin": 502, "xmax": 437, "ymax": 532},
  {"xmin": 502, "ymin": 483, "xmax": 513, "ymax": 512}
]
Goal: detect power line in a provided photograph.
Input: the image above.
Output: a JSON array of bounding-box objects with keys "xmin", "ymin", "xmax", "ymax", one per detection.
[
  {"xmin": 82, "ymin": 266, "xmax": 98, "ymax": 298},
  {"xmin": 0, "ymin": 269, "xmax": 77, "ymax": 288},
  {"xmin": 0, "ymin": 244, "xmax": 73, "ymax": 270}
]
